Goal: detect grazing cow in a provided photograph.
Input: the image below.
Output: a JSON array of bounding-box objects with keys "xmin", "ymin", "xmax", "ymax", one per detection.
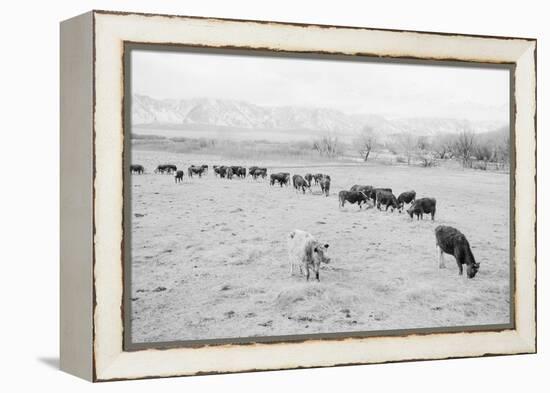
[
  {"xmin": 270, "ymin": 172, "xmax": 289, "ymax": 187},
  {"xmin": 304, "ymin": 173, "xmax": 313, "ymax": 185},
  {"xmin": 130, "ymin": 164, "xmax": 144, "ymax": 174},
  {"xmin": 287, "ymin": 229, "xmax": 330, "ymax": 281},
  {"xmin": 376, "ymin": 190, "xmax": 399, "ymax": 211},
  {"xmin": 338, "ymin": 190, "xmax": 371, "ymax": 209},
  {"xmin": 320, "ymin": 176, "xmax": 331, "ymax": 197},
  {"xmin": 174, "ymin": 170, "xmax": 184, "ymax": 183},
  {"xmin": 371, "ymin": 187, "xmax": 392, "ymax": 203},
  {"xmin": 397, "ymin": 190, "xmax": 416, "ymax": 212},
  {"xmin": 407, "ymin": 197, "xmax": 436, "ymax": 220},
  {"xmin": 237, "ymin": 167, "xmax": 247, "ymax": 178},
  {"xmin": 292, "ymin": 174, "xmax": 310, "ymax": 194},
  {"xmin": 313, "ymin": 173, "xmax": 324, "ymax": 185},
  {"xmin": 252, "ymin": 168, "xmax": 267, "ymax": 179},
  {"xmin": 435, "ymin": 226, "xmax": 480, "ymax": 278},
  {"xmin": 218, "ymin": 166, "xmax": 228, "ymax": 178},
  {"xmin": 227, "ymin": 167, "xmax": 234, "ymax": 179},
  {"xmin": 155, "ymin": 164, "xmax": 177, "ymax": 174},
  {"xmin": 248, "ymin": 166, "xmax": 259, "ymax": 176},
  {"xmin": 350, "ymin": 184, "xmax": 373, "ymax": 197},
  {"xmin": 201, "ymin": 164, "xmax": 209, "ymax": 174},
  {"xmin": 188, "ymin": 165, "xmax": 206, "ymax": 178}
]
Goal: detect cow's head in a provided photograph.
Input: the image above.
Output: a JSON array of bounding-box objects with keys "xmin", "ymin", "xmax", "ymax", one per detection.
[
  {"xmin": 313, "ymin": 243, "xmax": 330, "ymax": 264},
  {"xmin": 467, "ymin": 262, "xmax": 480, "ymax": 279},
  {"xmin": 407, "ymin": 206, "xmax": 414, "ymax": 218}
]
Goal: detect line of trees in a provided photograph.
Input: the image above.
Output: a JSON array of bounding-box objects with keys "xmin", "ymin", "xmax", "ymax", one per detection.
[{"xmin": 355, "ymin": 126, "xmax": 510, "ymax": 170}]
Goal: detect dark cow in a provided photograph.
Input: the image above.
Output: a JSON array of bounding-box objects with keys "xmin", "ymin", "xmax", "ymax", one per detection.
[
  {"xmin": 270, "ymin": 172, "xmax": 288, "ymax": 187},
  {"xmin": 155, "ymin": 164, "xmax": 177, "ymax": 174},
  {"xmin": 174, "ymin": 170, "xmax": 184, "ymax": 183},
  {"xmin": 397, "ymin": 190, "xmax": 416, "ymax": 212},
  {"xmin": 188, "ymin": 165, "xmax": 206, "ymax": 178},
  {"xmin": 407, "ymin": 197, "xmax": 436, "ymax": 220},
  {"xmin": 292, "ymin": 174, "xmax": 310, "ymax": 194},
  {"xmin": 435, "ymin": 226, "xmax": 480, "ymax": 278},
  {"xmin": 200, "ymin": 164, "xmax": 209, "ymax": 174},
  {"xmin": 350, "ymin": 185, "xmax": 373, "ymax": 198},
  {"xmin": 371, "ymin": 187, "xmax": 392, "ymax": 203},
  {"xmin": 338, "ymin": 190, "xmax": 370, "ymax": 209},
  {"xmin": 304, "ymin": 173, "xmax": 313, "ymax": 185},
  {"xmin": 287, "ymin": 229, "xmax": 330, "ymax": 281},
  {"xmin": 376, "ymin": 190, "xmax": 399, "ymax": 211},
  {"xmin": 130, "ymin": 164, "xmax": 144, "ymax": 174},
  {"xmin": 237, "ymin": 167, "xmax": 247, "ymax": 178},
  {"xmin": 320, "ymin": 176, "xmax": 331, "ymax": 197},
  {"xmin": 252, "ymin": 167, "xmax": 267, "ymax": 179},
  {"xmin": 313, "ymin": 173, "xmax": 324, "ymax": 185},
  {"xmin": 248, "ymin": 166, "xmax": 259, "ymax": 176},
  {"xmin": 218, "ymin": 166, "xmax": 228, "ymax": 178}
]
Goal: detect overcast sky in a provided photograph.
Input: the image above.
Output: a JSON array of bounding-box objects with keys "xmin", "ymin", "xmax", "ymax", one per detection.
[{"xmin": 131, "ymin": 48, "xmax": 509, "ymax": 123}]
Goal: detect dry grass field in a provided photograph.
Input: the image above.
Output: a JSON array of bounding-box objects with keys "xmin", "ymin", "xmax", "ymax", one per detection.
[{"xmin": 129, "ymin": 149, "xmax": 510, "ymax": 344}]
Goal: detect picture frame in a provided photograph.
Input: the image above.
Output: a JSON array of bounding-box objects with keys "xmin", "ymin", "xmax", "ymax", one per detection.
[{"xmin": 60, "ymin": 10, "xmax": 536, "ymax": 382}]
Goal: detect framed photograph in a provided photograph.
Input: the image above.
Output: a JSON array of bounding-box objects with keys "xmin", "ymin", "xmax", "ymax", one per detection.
[{"xmin": 60, "ymin": 10, "xmax": 537, "ymax": 382}]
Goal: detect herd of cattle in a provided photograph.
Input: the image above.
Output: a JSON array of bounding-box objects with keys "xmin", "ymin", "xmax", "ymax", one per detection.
[{"xmin": 130, "ymin": 163, "xmax": 480, "ymax": 281}]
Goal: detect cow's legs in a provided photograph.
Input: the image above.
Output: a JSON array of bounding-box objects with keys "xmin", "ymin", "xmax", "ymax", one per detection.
[
  {"xmin": 305, "ymin": 266, "xmax": 310, "ymax": 281},
  {"xmin": 438, "ymin": 246, "xmax": 445, "ymax": 268},
  {"xmin": 457, "ymin": 261, "xmax": 463, "ymax": 275}
]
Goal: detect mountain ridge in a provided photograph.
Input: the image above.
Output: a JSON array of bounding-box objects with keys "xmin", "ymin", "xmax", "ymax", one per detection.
[{"xmin": 132, "ymin": 94, "xmax": 507, "ymax": 138}]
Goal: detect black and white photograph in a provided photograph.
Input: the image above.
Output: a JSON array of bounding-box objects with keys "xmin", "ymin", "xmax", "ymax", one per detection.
[{"xmin": 126, "ymin": 46, "xmax": 512, "ymax": 346}]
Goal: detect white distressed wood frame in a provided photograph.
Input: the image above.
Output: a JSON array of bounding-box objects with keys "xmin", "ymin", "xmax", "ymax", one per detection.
[{"xmin": 60, "ymin": 10, "xmax": 536, "ymax": 382}]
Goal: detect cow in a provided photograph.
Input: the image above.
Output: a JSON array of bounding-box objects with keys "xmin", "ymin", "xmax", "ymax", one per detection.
[
  {"xmin": 292, "ymin": 174, "xmax": 310, "ymax": 194},
  {"xmin": 200, "ymin": 164, "xmax": 209, "ymax": 174},
  {"xmin": 130, "ymin": 164, "xmax": 144, "ymax": 174},
  {"xmin": 237, "ymin": 167, "xmax": 247, "ymax": 178},
  {"xmin": 248, "ymin": 166, "xmax": 259, "ymax": 176},
  {"xmin": 287, "ymin": 229, "xmax": 330, "ymax": 281},
  {"xmin": 350, "ymin": 185, "xmax": 373, "ymax": 198},
  {"xmin": 397, "ymin": 190, "xmax": 416, "ymax": 212},
  {"xmin": 304, "ymin": 173, "xmax": 313, "ymax": 185},
  {"xmin": 252, "ymin": 168, "xmax": 267, "ymax": 179},
  {"xmin": 174, "ymin": 170, "xmax": 184, "ymax": 183},
  {"xmin": 371, "ymin": 187, "xmax": 392, "ymax": 203},
  {"xmin": 155, "ymin": 164, "xmax": 177, "ymax": 174},
  {"xmin": 407, "ymin": 197, "xmax": 436, "ymax": 220},
  {"xmin": 218, "ymin": 166, "xmax": 228, "ymax": 178},
  {"xmin": 435, "ymin": 226, "xmax": 480, "ymax": 278},
  {"xmin": 313, "ymin": 173, "xmax": 324, "ymax": 185},
  {"xmin": 338, "ymin": 190, "xmax": 371, "ymax": 209},
  {"xmin": 270, "ymin": 172, "xmax": 288, "ymax": 187},
  {"xmin": 213, "ymin": 165, "xmax": 221, "ymax": 177},
  {"xmin": 188, "ymin": 165, "xmax": 206, "ymax": 178},
  {"xmin": 320, "ymin": 176, "xmax": 331, "ymax": 197},
  {"xmin": 376, "ymin": 190, "xmax": 399, "ymax": 211},
  {"xmin": 227, "ymin": 167, "xmax": 234, "ymax": 179}
]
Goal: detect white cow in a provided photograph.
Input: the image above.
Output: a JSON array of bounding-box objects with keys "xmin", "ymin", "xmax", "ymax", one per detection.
[{"xmin": 287, "ymin": 229, "xmax": 330, "ymax": 281}]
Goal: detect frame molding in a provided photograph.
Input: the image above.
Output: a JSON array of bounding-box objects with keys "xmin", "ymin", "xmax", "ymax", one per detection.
[{"xmin": 60, "ymin": 10, "xmax": 536, "ymax": 382}]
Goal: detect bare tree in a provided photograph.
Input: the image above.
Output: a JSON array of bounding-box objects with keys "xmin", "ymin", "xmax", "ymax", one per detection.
[
  {"xmin": 355, "ymin": 126, "xmax": 377, "ymax": 162},
  {"xmin": 453, "ymin": 130, "xmax": 476, "ymax": 168},
  {"xmin": 432, "ymin": 133, "xmax": 455, "ymax": 159},
  {"xmin": 313, "ymin": 133, "xmax": 341, "ymax": 158},
  {"xmin": 416, "ymin": 136, "xmax": 436, "ymax": 167},
  {"xmin": 396, "ymin": 132, "xmax": 415, "ymax": 165}
]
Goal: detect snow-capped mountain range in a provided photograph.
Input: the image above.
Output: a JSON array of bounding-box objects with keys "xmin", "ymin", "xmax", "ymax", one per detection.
[{"xmin": 132, "ymin": 94, "xmax": 506, "ymax": 138}]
